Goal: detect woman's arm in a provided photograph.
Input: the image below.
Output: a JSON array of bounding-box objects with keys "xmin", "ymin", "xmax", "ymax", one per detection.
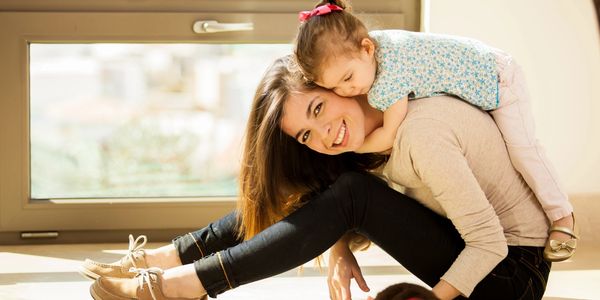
[
  {"xmin": 431, "ymin": 280, "xmax": 461, "ymax": 300},
  {"xmin": 401, "ymin": 119, "xmax": 508, "ymax": 297},
  {"xmin": 328, "ymin": 233, "xmax": 371, "ymax": 300}
]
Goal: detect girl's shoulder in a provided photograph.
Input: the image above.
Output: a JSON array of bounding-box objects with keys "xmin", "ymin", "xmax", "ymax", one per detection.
[
  {"xmin": 370, "ymin": 30, "xmax": 491, "ymax": 49},
  {"xmin": 369, "ymin": 29, "xmax": 413, "ymax": 45},
  {"xmin": 369, "ymin": 30, "xmax": 457, "ymax": 50}
]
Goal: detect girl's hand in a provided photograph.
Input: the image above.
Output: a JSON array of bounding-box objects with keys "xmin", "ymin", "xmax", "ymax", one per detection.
[{"xmin": 327, "ymin": 241, "xmax": 370, "ymax": 300}]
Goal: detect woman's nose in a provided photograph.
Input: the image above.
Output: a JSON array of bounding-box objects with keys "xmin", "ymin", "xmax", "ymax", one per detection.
[{"xmin": 315, "ymin": 120, "xmax": 332, "ymax": 141}]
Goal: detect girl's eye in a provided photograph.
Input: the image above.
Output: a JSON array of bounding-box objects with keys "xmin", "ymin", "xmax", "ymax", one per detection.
[
  {"xmin": 344, "ymin": 74, "xmax": 353, "ymax": 82},
  {"xmin": 314, "ymin": 103, "xmax": 322, "ymax": 116},
  {"xmin": 302, "ymin": 131, "xmax": 311, "ymax": 143}
]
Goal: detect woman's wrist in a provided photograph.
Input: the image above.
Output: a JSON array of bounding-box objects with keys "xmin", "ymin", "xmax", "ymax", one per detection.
[
  {"xmin": 331, "ymin": 235, "xmax": 350, "ymax": 252},
  {"xmin": 431, "ymin": 280, "xmax": 461, "ymax": 300},
  {"xmin": 330, "ymin": 233, "xmax": 355, "ymax": 257}
]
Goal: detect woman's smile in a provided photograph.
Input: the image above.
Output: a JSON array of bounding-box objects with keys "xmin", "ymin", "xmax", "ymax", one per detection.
[{"xmin": 332, "ymin": 120, "xmax": 348, "ymax": 147}]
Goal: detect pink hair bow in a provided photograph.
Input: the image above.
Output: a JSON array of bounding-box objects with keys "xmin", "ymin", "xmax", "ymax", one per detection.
[{"xmin": 298, "ymin": 4, "xmax": 343, "ymax": 22}]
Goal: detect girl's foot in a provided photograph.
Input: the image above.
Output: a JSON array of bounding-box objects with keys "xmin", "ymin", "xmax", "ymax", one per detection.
[{"xmin": 543, "ymin": 213, "xmax": 579, "ymax": 262}]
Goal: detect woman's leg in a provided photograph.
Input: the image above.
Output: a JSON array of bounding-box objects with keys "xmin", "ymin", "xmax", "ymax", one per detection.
[
  {"xmin": 193, "ymin": 172, "xmax": 466, "ymax": 297},
  {"xmin": 188, "ymin": 171, "xmax": 549, "ymax": 299},
  {"xmin": 142, "ymin": 245, "xmax": 182, "ymax": 270},
  {"xmin": 89, "ymin": 213, "xmax": 244, "ymax": 299},
  {"xmin": 134, "ymin": 211, "xmax": 243, "ymax": 271},
  {"xmin": 81, "ymin": 212, "xmax": 242, "ymax": 281},
  {"xmin": 96, "ymin": 171, "xmax": 548, "ymax": 299},
  {"xmin": 469, "ymin": 246, "xmax": 550, "ymax": 300},
  {"xmin": 171, "ymin": 211, "xmax": 242, "ymax": 266}
]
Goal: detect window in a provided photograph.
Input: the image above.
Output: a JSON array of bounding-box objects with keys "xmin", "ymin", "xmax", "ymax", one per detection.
[
  {"xmin": 30, "ymin": 43, "xmax": 290, "ymax": 199},
  {"xmin": 0, "ymin": 0, "xmax": 418, "ymax": 242}
]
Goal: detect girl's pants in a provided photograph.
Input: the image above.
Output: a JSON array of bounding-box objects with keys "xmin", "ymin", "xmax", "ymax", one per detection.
[
  {"xmin": 173, "ymin": 172, "xmax": 550, "ymax": 299},
  {"xmin": 491, "ymin": 50, "xmax": 572, "ymax": 221}
]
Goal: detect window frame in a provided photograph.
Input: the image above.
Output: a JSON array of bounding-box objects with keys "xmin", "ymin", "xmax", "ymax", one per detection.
[{"xmin": 0, "ymin": 1, "xmax": 418, "ymax": 243}]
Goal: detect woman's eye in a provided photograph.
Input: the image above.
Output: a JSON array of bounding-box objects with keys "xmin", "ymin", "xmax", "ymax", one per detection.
[
  {"xmin": 344, "ymin": 74, "xmax": 352, "ymax": 82},
  {"xmin": 314, "ymin": 103, "xmax": 322, "ymax": 116},
  {"xmin": 302, "ymin": 131, "xmax": 310, "ymax": 143}
]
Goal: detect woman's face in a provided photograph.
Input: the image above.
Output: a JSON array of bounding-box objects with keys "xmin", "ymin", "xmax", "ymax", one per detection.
[{"xmin": 280, "ymin": 88, "xmax": 368, "ymax": 155}]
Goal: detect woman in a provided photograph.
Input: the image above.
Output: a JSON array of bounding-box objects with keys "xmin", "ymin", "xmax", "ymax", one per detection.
[{"xmin": 84, "ymin": 56, "xmax": 550, "ymax": 300}]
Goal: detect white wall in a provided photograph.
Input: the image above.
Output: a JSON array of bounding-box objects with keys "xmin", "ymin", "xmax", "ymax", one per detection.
[{"xmin": 427, "ymin": 0, "xmax": 600, "ymax": 195}]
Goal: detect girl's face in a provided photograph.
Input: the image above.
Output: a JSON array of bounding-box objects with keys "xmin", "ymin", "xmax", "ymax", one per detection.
[
  {"xmin": 280, "ymin": 88, "xmax": 369, "ymax": 155},
  {"xmin": 315, "ymin": 38, "xmax": 377, "ymax": 97}
]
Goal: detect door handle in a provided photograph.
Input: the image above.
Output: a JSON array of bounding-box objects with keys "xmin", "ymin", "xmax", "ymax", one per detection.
[{"xmin": 192, "ymin": 20, "xmax": 254, "ymax": 33}]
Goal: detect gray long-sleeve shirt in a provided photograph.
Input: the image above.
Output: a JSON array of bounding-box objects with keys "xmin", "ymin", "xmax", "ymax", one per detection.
[{"xmin": 382, "ymin": 95, "xmax": 549, "ymax": 296}]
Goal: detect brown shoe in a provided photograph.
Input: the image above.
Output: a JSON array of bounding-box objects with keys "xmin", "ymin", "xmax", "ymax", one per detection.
[
  {"xmin": 80, "ymin": 235, "xmax": 150, "ymax": 280},
  {"xmin": 90, "ymin": 267, "xmax": 207, "ymax": 300}
]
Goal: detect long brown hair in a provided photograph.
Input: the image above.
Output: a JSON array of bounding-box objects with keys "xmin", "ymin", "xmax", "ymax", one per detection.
[
  {"xmin": 294, "ymin": 0, "xmax": 373, "ymax": 83},
  {"xmin": 237, "ymin": 55, "xmax": 387, "ymax": 241}
]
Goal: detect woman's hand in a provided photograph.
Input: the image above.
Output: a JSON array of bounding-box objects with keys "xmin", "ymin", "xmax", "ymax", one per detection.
[{"xmin": 327, "ymin": 239, "xmax": 370, "ymax": 300}]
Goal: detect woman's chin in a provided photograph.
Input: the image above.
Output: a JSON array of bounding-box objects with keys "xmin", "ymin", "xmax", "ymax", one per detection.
[{"xmin": 323, "ymin": 146, "xmax": 353, "ymax": 156}]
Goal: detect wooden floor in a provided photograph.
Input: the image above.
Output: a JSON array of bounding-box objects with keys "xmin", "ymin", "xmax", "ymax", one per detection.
[{"xmin": 0, "ymin": 240, "xmax": 599, "ymax": 300}]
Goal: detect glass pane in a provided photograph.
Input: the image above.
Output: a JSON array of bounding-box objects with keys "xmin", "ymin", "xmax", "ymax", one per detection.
[{"xmin": 29, "ymin": 43, "xmax": 291, "ymax": 199}]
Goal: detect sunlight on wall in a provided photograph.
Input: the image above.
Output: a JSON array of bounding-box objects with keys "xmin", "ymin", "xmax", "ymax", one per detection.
[{"xmin": 427, "ymin": 0, "xmax": 600, "ymax": 194}]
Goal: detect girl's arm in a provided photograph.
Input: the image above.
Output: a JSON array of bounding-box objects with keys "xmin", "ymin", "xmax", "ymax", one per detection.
[{"xmin": 356, "ymin": 97, "xmax": 408, "ymax": 153}]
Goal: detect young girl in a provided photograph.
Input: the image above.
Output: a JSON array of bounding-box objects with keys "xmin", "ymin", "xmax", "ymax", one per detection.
[{"xmin": 294, "ymin": 0, "xmax": 577, "ymax": 262}]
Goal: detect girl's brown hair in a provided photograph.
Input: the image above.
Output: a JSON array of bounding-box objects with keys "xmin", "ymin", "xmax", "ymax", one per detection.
[
  {"xmin": 294, "ymin": 0, "xmax": 373, "ymax": 83},
  {"xmin": 237, "ymin": 55, "xmax": 387, "ymax": 240}
]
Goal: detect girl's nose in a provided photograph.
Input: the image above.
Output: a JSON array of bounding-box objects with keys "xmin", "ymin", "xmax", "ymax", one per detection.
[
  {"xmin": 340, "ymin": 86, "xmax": 354, "ymax": 97},
  {"xmin": 334, "ymin": 87, "xmax": 351, "ymax": 97}
]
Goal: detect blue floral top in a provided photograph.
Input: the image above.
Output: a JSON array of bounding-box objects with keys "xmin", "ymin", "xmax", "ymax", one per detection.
[{"xmin": 367, "ymin": 30, "xmax": 499, "ymax": 111}]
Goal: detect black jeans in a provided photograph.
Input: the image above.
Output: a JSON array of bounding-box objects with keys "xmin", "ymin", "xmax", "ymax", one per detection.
[{"xmin": 173, "ymin": 172, "xmax": 550, "ymax": 299}]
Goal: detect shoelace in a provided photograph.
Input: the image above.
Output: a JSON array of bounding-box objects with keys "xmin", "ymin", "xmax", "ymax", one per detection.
[
  {"xmin": 129, "ymin": 267, "xmax": 164, "ymax": 300},
  {"xmin": 122, "ymin": 234, "xmax": 148, "ymax": 268}
]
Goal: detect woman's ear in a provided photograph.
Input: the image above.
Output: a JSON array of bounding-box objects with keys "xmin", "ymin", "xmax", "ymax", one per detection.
[{"xmin": 361, "ymin": 38, "xmax": 376, "ymax": 57}]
